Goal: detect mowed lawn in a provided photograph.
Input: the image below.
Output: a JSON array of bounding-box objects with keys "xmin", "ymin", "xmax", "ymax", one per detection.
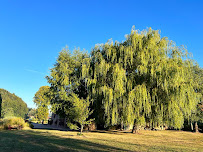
[{"xmin": 0, "ymin": 128, "xmax": 202, "ymax": 152}]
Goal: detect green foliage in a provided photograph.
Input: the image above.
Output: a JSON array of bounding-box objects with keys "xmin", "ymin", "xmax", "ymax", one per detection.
[
  {"xmin": 66, "ymin": 122, "xmax": 78, "ymax": 130},
  {"xmin": 34, "ymin": 86, "xmax": 50, "ymax": 106},
  {"xmin": 68, "ymin": 93, "xmax": 93, "ymax": 132},
  {"xmin": 196, "ymin": 102, "xmax": 203, "ymax": 123},
  {"xmin": 0, "ymin": 89, "xmax": 28, "ymax": 118},
  {"xmin": 2, "ymin": 107, "xmax": 14, "ymax": 118},
  {"xmin": 83, "ymin": 27, "xmax": 199, "ymax": 129},
  {"xmin": 27, "ymin": 108, "xmax": 37, "ymax": 119},
  {"xmin": 34, "ymin": 86, "xmax": 50, "ymax": 121},
  {"xmin": 190, "ymin": 66, "xmax": 203, "ymax": 124},
  {"xmin": 69, "ymin": 93, "xmax": 92, "ymax": 124},
  {"xmin": 0, "ymin": 118, "xmax": 3, "ymax": 130},
  {"xmin": 47, "ymin": 27, "xmax": 200, "ymax": 130},
  {"xmin": 3, "ymin": 117, "xmax": 25, "ymax": 129},
  {"xmin": 47, "ymin": 48, "xmax": 90, "ymax": 130},
  {"xmin": 36, "ymin": 106, "xmax": 49, "ymax": 121}
]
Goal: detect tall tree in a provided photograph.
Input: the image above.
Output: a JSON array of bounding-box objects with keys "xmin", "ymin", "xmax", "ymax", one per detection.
[
  {"xmin": 47, "ymin": 48, "xmax": 89, "ymax": 129},
  {"xmin": 34, "ymin": 86, "xmax": 50, "ymax": 121},
  {"xmin": 190, "ymin": 65, "xmax": 203, "ymax": 132},
  {"xmin": 47, "ymin": 27, "xmax": 200, "ymax": 133},
  {"xmin": 82, "ymin": 27, "xmax": 199, "ymax": 132},
  {"xmin": 34, "ymin": 86, "xmax": 50, "ymax": 106},
  {"xmin": 36, "ymin": 106, "xmax": 49, "ymax": 121}
]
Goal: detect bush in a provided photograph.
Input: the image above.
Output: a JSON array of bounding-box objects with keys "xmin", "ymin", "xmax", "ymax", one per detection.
[
  {"xmin": 0, "ymin": 119, "xmax": 3, "ymax": 130},
  {"xmin": 30, "ymin": 118, "xmax": 38, "ymax": 122},
  {"xmin": 3, "ymin": 117, "xmax": 26, "ymax": 130},
  {"xmin": 0, "ymin": 118, "xmax": 3, "ymax": 125}
]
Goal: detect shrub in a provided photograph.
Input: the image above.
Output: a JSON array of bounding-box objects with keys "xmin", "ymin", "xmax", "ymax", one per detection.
[
  {"xmin": 3, "ymin": 117, "xmax": 26, "ymax": 130},
  {"xmin": 0, "ymin": 119, "xmax": 2, "ymax": 123},
  {"xmin": 0, "ymin": 119, "xmax": 3, "ymax": 130}
]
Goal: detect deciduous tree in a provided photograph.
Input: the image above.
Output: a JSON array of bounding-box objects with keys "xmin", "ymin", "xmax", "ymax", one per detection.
[
  {"xmin": 34, "ymin": 86, "xmax": 50, "ymax": 121},
  {"xmin": 47, "ymin": 27, "xmax": 200, "ymax": 133}
]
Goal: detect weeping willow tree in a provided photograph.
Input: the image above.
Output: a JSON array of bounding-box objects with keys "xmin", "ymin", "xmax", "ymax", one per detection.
[
  {"xmin": 82, "ymin": 27, "xmax": 200, "ymax": 131},
  {"xmin": 47, "ymin": 27, "xmax": 200, "ymax": 132},
  {"xmin": 189, "ymin": 65, "xmax": 203, "ymax": 132}
]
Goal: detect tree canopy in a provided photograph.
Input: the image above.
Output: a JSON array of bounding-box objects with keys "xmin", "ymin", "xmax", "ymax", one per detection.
[
  {"xmin": 190, "ymin": 65, "xmax": 203, "ymax": 125},
  {"xmin": 0, "ymin": 88, "xmax": 28, "ymax": 118},
  {"xmin": 34, "ymin": 86, "xmax": 50, "ymax": 121},
  {"xmin": 46, "ymin": 27, "xmax": 201, "ymax": 131}
]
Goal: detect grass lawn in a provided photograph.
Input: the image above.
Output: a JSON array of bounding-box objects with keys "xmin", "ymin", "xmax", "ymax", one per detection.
[{"xmin": 0, "ymin": 128, "xmax": 202, "ymax": 152}]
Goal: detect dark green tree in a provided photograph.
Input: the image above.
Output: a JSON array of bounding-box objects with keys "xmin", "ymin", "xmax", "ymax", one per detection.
[
  {"xmin": 0, "ymin": 89, "xmax": 28, "ymax": 118},
  {"xmin": 47, "ymin": 48, "xmax": 90, "ymax": 130}
]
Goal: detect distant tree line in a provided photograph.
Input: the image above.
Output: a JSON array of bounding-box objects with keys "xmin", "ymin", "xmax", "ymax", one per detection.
[
  {"xmin": 36, "ymin": 27, "xmax": 203, "ymax": 133},
  {"xmin": 0, "ymin": 89, "xmax": 28, "ymax": 118}
]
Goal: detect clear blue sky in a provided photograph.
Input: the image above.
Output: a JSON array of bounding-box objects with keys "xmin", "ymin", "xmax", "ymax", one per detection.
[{"xmin": 0, "ymin": 0, "xmax": 202, "ymax": 108}]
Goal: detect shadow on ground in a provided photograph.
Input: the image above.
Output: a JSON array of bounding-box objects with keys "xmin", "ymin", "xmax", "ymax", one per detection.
[
  {"xmin": 89, "ymin": 130, "xmax": 133, "ymax": 135},
  {"xmin": 0, "ymin": 130, "xmax": 128, "ymax": 152}
]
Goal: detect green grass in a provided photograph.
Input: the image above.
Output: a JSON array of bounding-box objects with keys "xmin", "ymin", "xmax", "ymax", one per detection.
[{"xmin": 0, "ymin": 128, "xmax": 202, "ymax": 152}]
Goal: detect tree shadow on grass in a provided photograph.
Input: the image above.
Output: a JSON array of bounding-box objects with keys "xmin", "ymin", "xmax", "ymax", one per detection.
[
  {"xmin": 89, "ymin": 130, "xmax": 133, "ymax": 135},
  {"xmin": 0, "ymin": 130, "xmax": 129, "ymax": 152}
]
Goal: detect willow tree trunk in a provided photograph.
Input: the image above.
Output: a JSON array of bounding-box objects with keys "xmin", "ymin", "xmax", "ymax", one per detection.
[
  {"xmin": 191, "ymin": 122, "xmax": 193, "ymax": 131},
  {"xmin": 121, "ymin": 121, "xmax": 124, "ymax": 131},
  {"xmin": 132, "ymin": 124, "xmax": 138, "ymax": 134},
  {"xmin": 195, "ymin": 122, "xmax": 199, "ymax": 133}
]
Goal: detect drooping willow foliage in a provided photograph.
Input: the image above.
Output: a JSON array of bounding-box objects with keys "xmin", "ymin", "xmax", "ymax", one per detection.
[{"xmin": 47, "ymin": 27, "xmax": 200, "ymax": 130}]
